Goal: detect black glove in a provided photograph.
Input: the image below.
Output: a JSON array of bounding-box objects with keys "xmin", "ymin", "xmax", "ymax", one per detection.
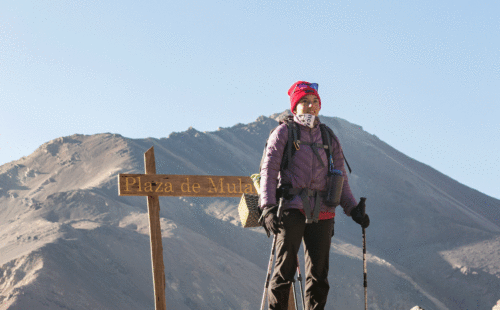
[
  {"xmin": 259, "ymin": 205, "xmax": 281, "ymax": 237},
  {"xmin": 350, "ymin": 203, "xmax": 370, "ymax": 229}
]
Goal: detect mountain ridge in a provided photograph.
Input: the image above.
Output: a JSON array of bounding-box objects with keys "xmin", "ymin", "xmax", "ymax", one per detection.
[{"xmin": 1, "ymin": 112, "xmax": 499, "ymax": 309}]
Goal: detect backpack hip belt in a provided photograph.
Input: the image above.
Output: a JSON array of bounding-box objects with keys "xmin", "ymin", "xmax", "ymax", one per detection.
[{"xmin": 283, "ymin": 187, "xmax": 327, "ymax": 224}]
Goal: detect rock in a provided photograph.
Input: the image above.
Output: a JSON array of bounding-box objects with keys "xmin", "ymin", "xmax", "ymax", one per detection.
[{"xmin": 460, "ymin": 266, "xmax": 470, "ymax": 275}]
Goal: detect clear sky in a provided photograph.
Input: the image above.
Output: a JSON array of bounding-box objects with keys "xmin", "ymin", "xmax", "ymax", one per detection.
[{"xmin": 1, "ymin": 1, "xmax": 499, "ymax": 199}]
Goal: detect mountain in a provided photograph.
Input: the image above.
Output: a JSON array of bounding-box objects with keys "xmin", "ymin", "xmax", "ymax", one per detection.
[{"xmin": 1, "ymin": 111, "xmax": 499, "ymax": 309}]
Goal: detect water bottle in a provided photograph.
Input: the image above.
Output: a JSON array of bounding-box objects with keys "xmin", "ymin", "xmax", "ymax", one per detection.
[{"xmin": 324, "ymin": 167, "xmax": 344, "ymax": 207}]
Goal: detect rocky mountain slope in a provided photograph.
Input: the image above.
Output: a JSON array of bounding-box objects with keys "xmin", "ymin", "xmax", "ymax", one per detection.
[{"xmin": 1, "ymin": 112, "xmax": 499, "ymax": 309}]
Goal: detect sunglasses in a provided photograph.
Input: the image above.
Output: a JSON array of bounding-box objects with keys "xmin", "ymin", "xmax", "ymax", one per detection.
[{"xmin": 291, "ymin": 82, "xmax": 319, "ymax": 95}]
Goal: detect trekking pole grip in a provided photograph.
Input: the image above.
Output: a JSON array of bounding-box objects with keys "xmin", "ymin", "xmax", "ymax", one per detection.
[{"xmin": 360, "ymin": 197, "xmax": 366, "ymax": 216}]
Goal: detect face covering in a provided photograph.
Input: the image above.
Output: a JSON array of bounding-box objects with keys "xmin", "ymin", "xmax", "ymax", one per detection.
[{"xmin": 295, "ymin": 114, "xmax": 316, "ymax": 128}]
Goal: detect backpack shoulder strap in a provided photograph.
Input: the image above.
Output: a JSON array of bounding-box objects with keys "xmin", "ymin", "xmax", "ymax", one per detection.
[
  {"xmin": 319, "ymin": 124, "xmax": 333, "ymax": 155},
  {"xmin": 259, "ymin": 127, "xmax": 276, "ymax": 172},
  {"xmin": 259, "ymin": 115, "xmax": 300, "ymax": 173},
  {"xmin": 320, "ymin": 124, "xmax": 352, "ymax": 174},
  {"xmin": 281, "ymin": 116, "xmax": 299, "ymax": 171}
]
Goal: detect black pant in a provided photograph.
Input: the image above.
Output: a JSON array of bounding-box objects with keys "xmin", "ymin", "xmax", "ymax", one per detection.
[{"xmin": 268, "ymin": 209, "xmax": 334, "ymax": 310}]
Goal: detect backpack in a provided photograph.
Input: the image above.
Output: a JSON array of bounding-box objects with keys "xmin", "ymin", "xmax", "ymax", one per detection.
[
  {"xmin": 258, "ymin": 115, "xmax": 351, "ymax": 177},
  {"xmin": 254, "ymin": 115, "xmax": 351, "ymax": 201},
  {"xmin": 249, "ymin": 115, "xmax": 352, "ymax": 225}
]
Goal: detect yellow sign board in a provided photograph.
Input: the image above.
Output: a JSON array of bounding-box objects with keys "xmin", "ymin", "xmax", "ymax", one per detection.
[{"xmin": 118, "ymin": 174, "xmax": 256, "ymax": 197}]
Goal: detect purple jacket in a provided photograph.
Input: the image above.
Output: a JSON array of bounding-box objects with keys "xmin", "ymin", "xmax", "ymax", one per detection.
[{"xmin": 260, "ymin": 116, "xmax": 357, "ymax": 216}]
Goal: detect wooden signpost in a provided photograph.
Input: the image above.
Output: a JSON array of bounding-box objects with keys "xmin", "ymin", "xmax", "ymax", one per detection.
[{"xmin": 118, "ymin": 147, "xmax": 254, "ymax": 310}]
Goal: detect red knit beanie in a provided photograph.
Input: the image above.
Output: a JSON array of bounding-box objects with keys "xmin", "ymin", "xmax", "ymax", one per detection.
[{"xmin": 288, "ymin": 81, "xmax": 321, "ymax": 114}]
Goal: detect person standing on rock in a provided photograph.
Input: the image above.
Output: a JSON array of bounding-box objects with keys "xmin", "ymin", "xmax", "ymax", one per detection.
[{"xmin": 259, "ymin": 81, "xmax": 370, "ymax": 309}]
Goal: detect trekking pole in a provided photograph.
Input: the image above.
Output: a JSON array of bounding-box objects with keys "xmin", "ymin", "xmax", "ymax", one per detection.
[
  {"xmin": 360, "ymin": 197, "xmax": 367, "ymax": 310},
  {"xmin": 290, "ymin": 278, "xmax": 298, "ymax": 310},
  {"xmin": 260, "ymin": 198, "xmax": 284, "ymax": 310},
  {"xmin": 296, "ymin": 257, "xmax": 305, "ymax": 310}
]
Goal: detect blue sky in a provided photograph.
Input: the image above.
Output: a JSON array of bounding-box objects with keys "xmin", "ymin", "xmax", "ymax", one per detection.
[{"xmin": 1, "ymin": 0, "xmax": 499, "ymax": 199}]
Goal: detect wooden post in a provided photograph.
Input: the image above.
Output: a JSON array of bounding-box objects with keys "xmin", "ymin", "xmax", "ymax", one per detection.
[
  {"xmin": 117, "ymin": 149, "xmax": 255, "ymax": 308},
  {"xmin": 145, "ymin": 147, "xmax": 167, "ymax": 310}
]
